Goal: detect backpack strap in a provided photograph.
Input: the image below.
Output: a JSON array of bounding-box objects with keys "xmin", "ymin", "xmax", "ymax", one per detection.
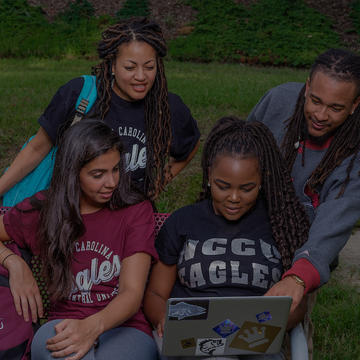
[{"xmin": 72, "ymin": 75, "xmax": 97, "ymax": 125}]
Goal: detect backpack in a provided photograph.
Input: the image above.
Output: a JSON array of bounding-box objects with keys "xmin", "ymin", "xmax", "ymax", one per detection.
[
  {"xmin": 2, "ymin": 75, "xmax": 97, "ymax": 207},
  {"xmin": 0, "ymin": 243, "xmax": 33, "ymax": 360}
]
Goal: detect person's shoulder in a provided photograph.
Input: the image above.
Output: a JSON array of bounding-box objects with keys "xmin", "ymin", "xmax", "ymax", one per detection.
[
  {"xmin": 13, "ymin": 191, "xmax": 45, "ymax": 212},
  {"xmin": 116, "ymin": 200, "xmax": 153, "ymax": 216},
  {"xmin": 168, "ymin": 92, "xmax": 189, "ymax": 111},
  {"xmin": 167, "ymin": 200, "xmax": 207, "ymax": 224},
  {"xmin": 267, "ymin": 82, "xmax": 304, "ymax": 97},
  {"xmin": 164, "ymin": 202, "xmax": 195, "ymax": 222},
  {"xmin": 12, "ymin": 198, "xmax": 33, "ymax": 212},
  {"xmin": 131, "ymin": 200, "xmax": 153, "ymax": 213},
  {"xmin": 59, "ymin": 76, "xmax": 84, "ymax": 93},
  {"xmin": 168, "ymin": 92, "xmax": 183, "ymax": 103}
]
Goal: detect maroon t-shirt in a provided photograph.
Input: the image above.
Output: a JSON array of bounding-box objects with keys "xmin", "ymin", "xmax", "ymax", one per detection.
[{"xmin": 3, "ymin": 198, "xmax": 157, "ymax": 336}]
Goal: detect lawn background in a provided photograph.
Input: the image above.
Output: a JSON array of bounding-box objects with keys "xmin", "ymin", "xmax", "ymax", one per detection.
[{"xmin": 1, "ymin": 58, "xmax": 359, "ymax": 358}]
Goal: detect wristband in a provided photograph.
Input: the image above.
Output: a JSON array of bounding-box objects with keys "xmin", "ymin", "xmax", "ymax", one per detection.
[{"xmin": 2, "ymin": 253, "xmax": 15, "ymax": 267}]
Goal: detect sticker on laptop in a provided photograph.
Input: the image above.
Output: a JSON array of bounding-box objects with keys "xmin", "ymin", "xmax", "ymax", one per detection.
[
  {"xmin": 256, "ymin": 311, "xmax": 272, "ymax": 323},
  {"xmin": 168, "ymin": 300, "xmax": 209, "ymax": 320},
  {"xmin": 195, "ymin": 337, "xmax": 226, "ymax": 356},
  {"xmin": 213, "ymin": 319, "xmax": 240, "ymax": 338},
  {"xmin": 229, "ymin": 321, "xmax": 281, "ymax": 353},
  {"xmin": 180, "ymin": 337, "xmax": 196, "ymax": 349}
]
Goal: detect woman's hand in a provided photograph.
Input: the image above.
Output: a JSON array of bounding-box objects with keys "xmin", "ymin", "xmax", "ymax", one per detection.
[
  {"xmin": 6, "ymin": 254, "xmax": 43, "ymax": 322},
  {"xmin": 46, "ymin": 318, "xmax": 100, "ymax": 360},
  {"xmin": 143, "ymin": 261, "xmax": 177, "ymax": 335},
  {"xmin": 156, "ymin": 317, "xmax": 166, "ymax": 338}
]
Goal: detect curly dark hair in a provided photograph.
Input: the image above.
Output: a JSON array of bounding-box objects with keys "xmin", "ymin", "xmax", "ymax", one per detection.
[
  {"xmin": 92, "ymin": 17, "xmax": 171, "ymax": 197},
  {"xmin": 200, "ymin": 116, "xmax": 309, "ymax": 270},
  {"xmin": 281, "ymin": 48, "xmax": 360, "ymax": 197}
]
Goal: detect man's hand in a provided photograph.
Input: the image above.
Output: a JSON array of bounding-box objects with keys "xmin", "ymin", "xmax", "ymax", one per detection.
[{"xmin": 265, "ymin": 276, "xmax": 305, "ymax": 315}]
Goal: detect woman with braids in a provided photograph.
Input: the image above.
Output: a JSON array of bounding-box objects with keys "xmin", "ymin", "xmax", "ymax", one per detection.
[
  {"xmin": 0, "ymin": 17, "xmax": 200, "ymax": 201},
  {"xmin": 144, "ymin": 117, "xmax": 310, "ymax": 360},
  {"xmin": 0, "ymin": 120, "xmax": 159, "ymax": 359},
  {"xmin": 247, "ymin": 48, "xmax": 360, "ymax": 321}
]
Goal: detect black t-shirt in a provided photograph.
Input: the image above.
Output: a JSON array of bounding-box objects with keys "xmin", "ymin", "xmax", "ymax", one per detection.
[
  {"xmin": 38, "ymin": 77, "xmax": 200, "ymax": 190},
  {"xmin": 156, "ymin": 199, "xmax": 283, "ymax": 298}
]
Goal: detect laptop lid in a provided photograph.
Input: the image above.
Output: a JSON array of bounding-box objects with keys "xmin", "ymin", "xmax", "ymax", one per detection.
[{"xmin": 155, "ymin": 296, "xmax": 291, "ymax": 357}]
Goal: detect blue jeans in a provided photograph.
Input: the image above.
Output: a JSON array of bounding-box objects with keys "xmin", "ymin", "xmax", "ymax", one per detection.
[
  {"xmin": 31, "ymin": 319, "xmax": 159, "ymax": 360},
  {"xmin": 161, "ymin": 355, "xmax": 284, "ymax": 360}
]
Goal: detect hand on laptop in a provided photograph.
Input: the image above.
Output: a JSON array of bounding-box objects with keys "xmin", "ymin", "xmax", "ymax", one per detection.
[{"xmin": 264, "ymin": 276, "xmax": 305, "ymax": 328}]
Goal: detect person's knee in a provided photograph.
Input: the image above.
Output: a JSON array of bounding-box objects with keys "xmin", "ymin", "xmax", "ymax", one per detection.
[
  {"xmin": 98, "ymin": 327, "xmax": 158, "ymax": 359},
  {"xmin": 31, "ymin": 319, "xmax": 62, "ymax": 359}
]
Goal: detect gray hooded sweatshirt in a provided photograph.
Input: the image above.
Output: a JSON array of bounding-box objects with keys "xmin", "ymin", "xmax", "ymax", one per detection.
[{"xmin": 248, "ymin": 82, "xmax": 360, "ymax": 288}]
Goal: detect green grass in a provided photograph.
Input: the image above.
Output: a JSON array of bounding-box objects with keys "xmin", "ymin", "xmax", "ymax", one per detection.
[
  {"xmin": 312, "ymin": 277, "xmax": 360, "ymax": 359},
  {"xmin": 1, "ymin": 59, "xmax": 359, "ymax": 358}
]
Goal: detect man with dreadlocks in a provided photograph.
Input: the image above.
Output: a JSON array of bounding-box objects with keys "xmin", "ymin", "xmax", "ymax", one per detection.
[
  {"xmin": 247, "ymin": 48, "xmax": 360, "ymax": 313},
  {"xmin": 0, "ymin": 17, "xmax": 200, "ymax": 201}
]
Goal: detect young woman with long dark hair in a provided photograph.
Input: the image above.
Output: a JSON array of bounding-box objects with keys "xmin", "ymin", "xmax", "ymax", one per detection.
[
  {"xmin": 0, "ymin": 17, "xmax": 200, "ymax": 201},
  {"xmin": 0, "ymin": 120, "xmax": 159, "ymax": 360}
]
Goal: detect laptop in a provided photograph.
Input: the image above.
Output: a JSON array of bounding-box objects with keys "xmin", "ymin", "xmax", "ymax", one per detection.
[{"xmin": 153, "ymin": 296, "xmax": 291, "ymax": 357}]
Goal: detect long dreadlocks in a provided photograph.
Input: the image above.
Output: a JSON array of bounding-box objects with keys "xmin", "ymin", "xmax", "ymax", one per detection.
[
  {"xmin": 200, "ymin": 116, "xmax": 309, "ymax": 270},
  {"xmin": 93, "ymin": 17, "xmax": 171, "ymax": 197},
  {"xmin": 281, "ymin": 49, "xmax": 360, "ymax": 197}
]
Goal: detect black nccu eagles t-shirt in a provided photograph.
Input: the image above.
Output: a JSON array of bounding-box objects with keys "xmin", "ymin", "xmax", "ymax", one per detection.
[
  {"xmin": 38, "ymin": 77, "xmax": 200, "ymax": 192},
  {"xmin": 156, "ymin": 198, "xmax": 283, "ymax": 297}
]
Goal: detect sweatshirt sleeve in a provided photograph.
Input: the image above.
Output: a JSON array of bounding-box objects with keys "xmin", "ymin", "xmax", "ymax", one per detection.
[
  {"xmin": 292, "ymin": 154, "xmax": 360, "ymax": 286},
  {"xmin": 282, "ymin": 258, "xmax": 320, "ymax": 294}
]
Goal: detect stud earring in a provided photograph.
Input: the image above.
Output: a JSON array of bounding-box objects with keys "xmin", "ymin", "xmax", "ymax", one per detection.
[
  {"xmin": 111, "ymin": 72, "xmax": 115, "ymax": 88},
  {"xmin": 207, "ymin": 182, "xmax": 210, "ymax": 187}
]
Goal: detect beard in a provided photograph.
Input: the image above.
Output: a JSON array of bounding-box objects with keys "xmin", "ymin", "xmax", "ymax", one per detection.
[
  {"xmin": 306, "ymin": 129, "xmax": 336, "ymax": 144},
  {"xmin": 304, "ymin": 122, "xmax": 340, "ymax": 145}
]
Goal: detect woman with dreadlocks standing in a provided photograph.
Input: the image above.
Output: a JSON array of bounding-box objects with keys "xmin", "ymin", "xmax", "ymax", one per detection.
[
  {"xmin": 0, "ymin": 17, "xmax": 200, "ymax": 200},
  {"xmin": 144, "ymin": 117, "xmax": 310, "ymax": 360}
]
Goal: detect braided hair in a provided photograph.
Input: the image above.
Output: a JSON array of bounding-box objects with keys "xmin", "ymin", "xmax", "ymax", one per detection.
[
  {"xmin": 281, "ymin": 49, "xmax": 360, "ymax": 197},
  {"xmin": 200, "ymin": 116, "xmax": 309, "ymax": 270},
  {"xmin": 93, "ymin": 17, "xmax": 171, "ymax": 197}
]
